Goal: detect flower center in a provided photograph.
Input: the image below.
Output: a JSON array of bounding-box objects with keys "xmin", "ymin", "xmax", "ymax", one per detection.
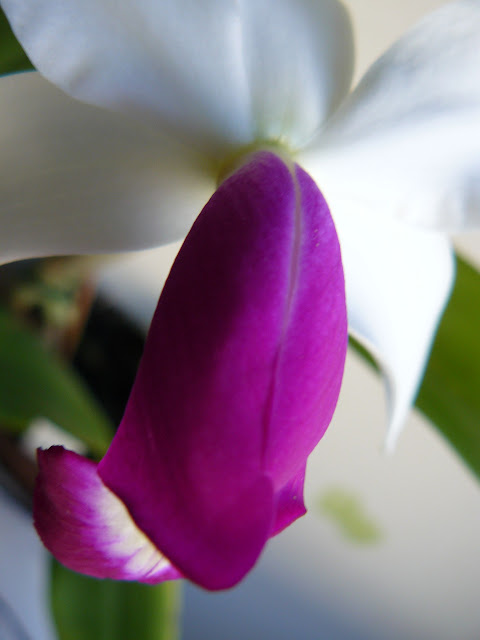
[{"xmin": 216, "ymin": 141, "xmax": 295, "ymax": 187}]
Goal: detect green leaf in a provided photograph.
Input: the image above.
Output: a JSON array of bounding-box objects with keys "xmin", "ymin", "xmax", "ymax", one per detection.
[
  {"xmin": 51, "ymin": 562, "xmax": 181, "ymax": 640},
  {"xmin": 416, "ymin": 256, "xmax": 480, "ymax": 479},
  {"xmin": 351, "ymin": 255, "xmax": 480, "ymax": 480},
  {"xmin": 0, "ymin": 308, "xmax": 112, "ymax": 457},
  {"xmin": 0, "ymin": 8, "xmax": 34, "ymax": 75}
]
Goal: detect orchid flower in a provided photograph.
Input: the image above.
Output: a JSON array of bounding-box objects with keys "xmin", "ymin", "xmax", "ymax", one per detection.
[{"xmin": 1, "ymin": 0, "xmax": 479, "ymax": 590}]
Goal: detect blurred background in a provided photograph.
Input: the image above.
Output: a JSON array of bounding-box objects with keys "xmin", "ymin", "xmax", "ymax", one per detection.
[{"xmin": 1, "ymin": 1, "xmax": 480, "ymax": 638}]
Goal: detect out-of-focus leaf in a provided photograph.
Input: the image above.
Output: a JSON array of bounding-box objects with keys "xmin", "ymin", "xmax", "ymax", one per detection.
[
  {"xmin": 416, "ymin": 256, "xmax": 480, "ymax": 479},
  {"xmin": 352, "ymin": 255, "xmax": 480, "ymax": 480},
  {"xmin": 0, "ymin": 8, "xmax": 33, "ymax": 75},
  {"xmin": 51, "ymin": 562, "xmax": 181, "ymax": 640},
  {"xmin": 0, "ymin": 308, "xmax": 112, "ymax": 457},
  {"xmin": 316, "ymin": 487, "xmax": 383, "ymax": 544}
]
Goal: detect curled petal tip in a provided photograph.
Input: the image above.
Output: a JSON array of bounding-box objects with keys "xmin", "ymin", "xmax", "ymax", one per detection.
[
  {"xmin": 272, "ymin": 464, "xmax": 308, "ymax": 537},
  {"xmin": 34, "ymin": 446, "xmax": 180, "ymax": 584},
  {"xmin": 383, "ymin": 429, "xmax": 399, "ymax": 455}
]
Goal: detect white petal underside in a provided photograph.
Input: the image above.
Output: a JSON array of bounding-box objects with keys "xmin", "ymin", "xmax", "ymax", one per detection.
[
  {"xmin": 332, "ymin": 202, "xmax": 455, "ymax": 448},
  {"xmin": 0, "ymin": 73, "xmax": 214, "ymax": 262},
  {"xmin": 239, "ymin": 0, "xmax": 354, "ymax": 148},
  {"xmin": 301, "ymin": 0, "xmax": 480, "ymax": 231},
  {"xmin": 2, "ymin": 0, "xmax": 354, "ymax": 153}
]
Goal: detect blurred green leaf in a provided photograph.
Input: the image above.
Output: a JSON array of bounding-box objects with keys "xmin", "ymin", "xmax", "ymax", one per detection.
[
  {"xmin": 0, "ymin": 308, "xmax": 112, "ymax": 457},
  {"xmin": 417, "ymin": 256, "xmax": 480, "ymax": 479},
  {"xmin": 352, "ymin": 255, "xmax": 480, "ymax": 480},
  {"xmin": 0, "ymin": 8, "xmax": 33, "ymax": 75},
  {"xmin": 317, "ymin": 487, "xmax": 383, "ymax": 544},
  {"xmin": 51, "ymin": 562, "xmax": 181, "ymax": 640}
]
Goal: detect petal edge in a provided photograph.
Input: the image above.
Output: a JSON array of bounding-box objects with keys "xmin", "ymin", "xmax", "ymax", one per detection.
[{"xmin": 34, "ymin": 447, "xmax": 180, "ymax": 584}]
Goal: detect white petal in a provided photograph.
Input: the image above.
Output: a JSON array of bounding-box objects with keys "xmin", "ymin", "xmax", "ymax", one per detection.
[
  {"xmin": 240, "ymin": 0, "xmax": 353, "ymax": 148},
  {"xmin": 300, "ymin": 0, "xmax": 480, "ymax": 230},
  {"xmin": 2, "ymin": 0, "xmax": 353, "ymax": 153},
  {"xmin": 2, "ymin": 0, "xmax": 253, "ymax": 153},
  {"xmin": 333, "ymin": 200, "xmax": 455, "ymax": 448},
  {"xmin": 98, "ymin": 244, "xmax": 182, "ymax": 331},
  {"xmin": 0, "ymin": 73, "xmax": 214, "ymax": 262}
]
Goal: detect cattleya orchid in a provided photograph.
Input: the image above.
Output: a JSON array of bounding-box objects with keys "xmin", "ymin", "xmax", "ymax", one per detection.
[{"xmin": 1, "ymin": 0, "xmax": 480, "ymax": 590}]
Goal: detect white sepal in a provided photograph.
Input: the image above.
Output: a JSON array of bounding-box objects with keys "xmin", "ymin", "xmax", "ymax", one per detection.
[
  {"xmin": 239, "ymin": 0, "xmax": 353, "ymax": 148},
  {"xmin": 332, "ymin": 201, "xmax": 454, "ymax": 448},
  {"xmin": 0, "ymin": 73, "xmax": 214, "ymax": 263},
  {"xmin": 301, "ymin": 0, "xmax": 480, "ymax": 231},
  {"xmin": 2, "ymin": 0, "xmax": 353, "ymax": 153}
]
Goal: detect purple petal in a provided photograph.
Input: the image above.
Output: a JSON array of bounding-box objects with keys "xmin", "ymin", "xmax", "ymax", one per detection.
[
  {"xmin": 271, "ymin": 465, "xmax": 307, "ymax": 537},
  {"xmin": 261, "ymin": 162, "xmax": 347, "ymax": 482},
  {"xmin": 34, "ymin": 446, "xmax": 180, "ymax": 584},
  {"xmin": 98, "ymin": 151, "xmax": 347, "ymax": 589}
]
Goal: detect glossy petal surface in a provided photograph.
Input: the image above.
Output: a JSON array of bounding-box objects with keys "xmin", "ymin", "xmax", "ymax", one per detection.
[
  {"xmin": 334, "ymin": 206, "xmax": 455, "ymax": 448},
  {"xmin": 2, "ymin": 0, "xmax": 353, "ymax": 152},
  {"xmin": 301, "ymin": 0, "xmax": 480, "ymax": 230},
  {"xmin": 0, "ymin": 73, "xmax": 213, "ymax": 263},
  {"xmin": 99, "ymin": 151, "xmax": 347, "ymax": 590},
  {"xmin": 35, "ymin": 447, "xmax": 181, "ymax": 583}
]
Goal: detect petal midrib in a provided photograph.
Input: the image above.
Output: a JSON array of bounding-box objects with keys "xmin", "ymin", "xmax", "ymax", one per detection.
[{"xmin": 260, "ymin": 163, "xmax": 302, "ymax": 470}]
